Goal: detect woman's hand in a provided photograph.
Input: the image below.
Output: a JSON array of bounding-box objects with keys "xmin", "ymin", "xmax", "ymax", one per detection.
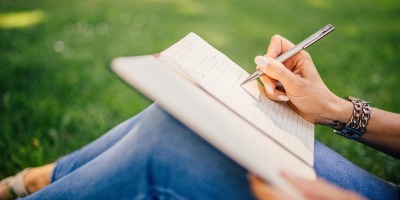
[
  {"xmin": 255, "ymin": 35, "xmax": 353, "ymax": 129},
  {"xmin": 249, "ymin": 173, "xmax": 366, "ymax": 200}
]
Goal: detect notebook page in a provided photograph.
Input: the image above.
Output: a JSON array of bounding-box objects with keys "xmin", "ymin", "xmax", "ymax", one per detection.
[{"xmin": 160, "ymin": 33, "xmax": 314, "ymax": 165}]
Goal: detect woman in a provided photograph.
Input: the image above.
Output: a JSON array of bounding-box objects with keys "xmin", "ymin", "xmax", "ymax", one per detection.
[{"xmin": 1, "ymin": 35, "xmax": 399, "ymax": 200}]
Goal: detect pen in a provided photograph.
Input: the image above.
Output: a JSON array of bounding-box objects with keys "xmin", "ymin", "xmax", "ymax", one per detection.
[{"xmin": 240, "ymin": 24, "xmax": 335, "ymax": 86}]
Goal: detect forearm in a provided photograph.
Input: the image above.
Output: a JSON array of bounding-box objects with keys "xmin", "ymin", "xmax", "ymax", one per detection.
[
  {"xmin": 321, "ymin": 98, "xmax": 400, "ymax": 159},
  {"xmin": 357, "ymin": 108, "xmax": 400, "ymax": 159},
  {"xmin": 257, "ymin": 35, "xmax": 400, "ymax": 159}
]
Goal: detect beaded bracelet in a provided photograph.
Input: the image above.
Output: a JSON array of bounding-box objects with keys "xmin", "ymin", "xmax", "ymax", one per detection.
[{"xmin": 333, "ymin": 96, "xmax": 371, "ymax": 140}]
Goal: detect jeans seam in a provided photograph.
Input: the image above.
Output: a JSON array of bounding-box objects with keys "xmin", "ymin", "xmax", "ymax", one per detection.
[{"xmin": 133, "ymin": 186, "xmax": 186, "ymax": 200}]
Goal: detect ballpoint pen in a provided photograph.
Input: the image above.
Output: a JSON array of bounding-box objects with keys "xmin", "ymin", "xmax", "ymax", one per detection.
[{"xmin": 240, "ymin": 24, "xmax": 335, "ymax": 86}]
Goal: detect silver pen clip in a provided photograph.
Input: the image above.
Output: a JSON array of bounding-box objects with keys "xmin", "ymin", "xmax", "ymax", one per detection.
[{"xmin": 303, "ymin": 24, "xmax": 334, "ymax": 49}]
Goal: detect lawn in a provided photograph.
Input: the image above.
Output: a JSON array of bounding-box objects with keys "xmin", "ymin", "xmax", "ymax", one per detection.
[{"xmin": 1, "ymin": 0, "xmax": 399, "ymax": 186}]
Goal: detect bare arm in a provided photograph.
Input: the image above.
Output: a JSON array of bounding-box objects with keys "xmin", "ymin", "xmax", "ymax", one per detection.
[
  {"xmin": 322, "ymin": 100, "xmax": 400, "ymax": 159},
  {"xmin": 357, "ymin": 108, "xmax": 400, "ymax": 159},
  {"xmin": 250, "ymin": 35, "xmax": 400, "ymax": 200},
  {"xmin": 256, "ymin": 35, "xmax": 400, "ymax": 159}
]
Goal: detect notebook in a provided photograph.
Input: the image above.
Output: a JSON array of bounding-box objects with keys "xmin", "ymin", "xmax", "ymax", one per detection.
[{"xmin": 111, "ymin": 32, "xmax": 316, "ymax": 200}]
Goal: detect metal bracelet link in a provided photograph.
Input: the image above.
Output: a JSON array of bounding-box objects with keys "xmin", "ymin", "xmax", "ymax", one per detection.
[{"xmin": 333, "ymin": 96, "xmax": 371, "ymax": 139}]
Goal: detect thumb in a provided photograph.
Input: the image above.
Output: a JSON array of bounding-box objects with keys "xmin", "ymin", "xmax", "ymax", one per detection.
[{"xmin": 255, "ymin": 56, "xmax": 296, "ymax": 87}]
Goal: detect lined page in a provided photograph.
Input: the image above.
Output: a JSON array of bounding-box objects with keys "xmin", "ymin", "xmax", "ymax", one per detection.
[{"xmin": 160, "ymin": 33, "xmax": 314, "ymax": 165}]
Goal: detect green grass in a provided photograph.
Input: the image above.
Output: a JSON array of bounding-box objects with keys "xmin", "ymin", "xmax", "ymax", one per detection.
[{"xmin": 1, "ymin": 0, "xmax": 399, "ymax": 185}]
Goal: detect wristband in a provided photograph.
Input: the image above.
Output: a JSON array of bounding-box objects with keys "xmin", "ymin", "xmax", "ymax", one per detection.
[{"xmin": 333, "ymin": 96, "xmax": 371, "ymax": 140}]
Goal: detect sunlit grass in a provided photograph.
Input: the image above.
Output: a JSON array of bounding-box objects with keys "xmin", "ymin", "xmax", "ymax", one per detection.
[
  {"xmin": 0, "ymin": 0, "xmax": 399, "ymax": 186},
  {"xmin": 0, "ymin": 10, "xmax": 45, "ymax": 29}
]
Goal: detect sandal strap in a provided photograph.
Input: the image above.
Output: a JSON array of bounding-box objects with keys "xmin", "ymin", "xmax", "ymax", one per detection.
[{"xmin": 0, "ymin": 168, "xmax": 31, "ymax": 198}]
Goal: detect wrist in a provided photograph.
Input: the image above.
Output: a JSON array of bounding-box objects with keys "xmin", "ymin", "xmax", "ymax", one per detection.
[{"xmin": 318, "ymin": 96, "xmax": 353, "ymax": 130}]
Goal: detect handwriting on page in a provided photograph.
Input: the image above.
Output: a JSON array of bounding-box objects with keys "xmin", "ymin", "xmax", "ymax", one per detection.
[{"xmin": 160, "ymin": 33, "xmax": 314, "ymax": 161}]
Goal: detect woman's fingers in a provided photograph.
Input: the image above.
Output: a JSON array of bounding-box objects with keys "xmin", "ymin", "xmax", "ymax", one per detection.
[
  {"xmin": 259, "ymin": 74, "xmax": 275, "ymax": 95},
  {"xmin": 249, "ymin": 174, "xmax": 293, "ymax": 200},
  {"xmin": 249, "ymin": 172, "xmax": 366, "ymax": 200},
  {"xmin": 280, "ymin": 172, "xmax": 367, "ymax": 200},
  {"xmin": 259, "ymin": 74, "xmax": 289, "ymax": 101},
  {"xmin": 255, "ymin": 55, "xmax": 297, "ymax": 101},
  {"xmin": 266, "ymin": 35, "xmax": 296, "ymax": 59}
]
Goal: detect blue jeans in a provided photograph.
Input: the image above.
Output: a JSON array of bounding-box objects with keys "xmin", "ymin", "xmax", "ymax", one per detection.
[{"xmin": 23, "ymin": 104, "xmax": 399, "ymax": 200}]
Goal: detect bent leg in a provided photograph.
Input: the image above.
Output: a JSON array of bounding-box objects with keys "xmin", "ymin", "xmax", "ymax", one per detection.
[
  {"xmin": 52, "ymin": 103, "xmax": 156, "ymax": 182},
  {"xmin": 24, "ymin": 104, "xmax": 254, "ymax": 200},
  {"xmin": 27, "ymin": 103, "xmax": 399, "ymax": 199},
  {"xmin": 314, "ymin": 140, "xmax": 400, "ymax": 200}
]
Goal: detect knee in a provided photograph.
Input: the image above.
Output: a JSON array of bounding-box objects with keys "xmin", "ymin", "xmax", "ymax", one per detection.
[{"xmin": 118, "ymin": 104, "xmax": 252, "ymax": 199}]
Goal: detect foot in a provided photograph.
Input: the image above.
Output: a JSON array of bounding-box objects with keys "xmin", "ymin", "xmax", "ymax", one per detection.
[
  {"xmin": 24, "ymin": 164, "xmax": 53, "ymax": 194},
  {"xmin": 0, "ymin": 164, "xmax": 53, "ymax": 200},
  {"xmin": 0, "ymin": 184, "xmax": 13, "ymax": 200}
]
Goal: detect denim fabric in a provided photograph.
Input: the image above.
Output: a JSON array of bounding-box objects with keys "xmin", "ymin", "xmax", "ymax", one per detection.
[
  {"xmin": 23, "ymin": 104, "xmax": 399, "ymax": 200},
  {"xmin": 50, "ymin": 103, "xmax": 156, "ymax": 183},
  {"xmin": 314, "ymin": 141, "xmax": 400, "ymax": 200}
]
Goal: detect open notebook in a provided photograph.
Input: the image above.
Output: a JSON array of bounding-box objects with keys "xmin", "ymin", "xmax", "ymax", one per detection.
[{"xmin": 111, "ymin": 33, "xmax": 316, "ymax": 199}]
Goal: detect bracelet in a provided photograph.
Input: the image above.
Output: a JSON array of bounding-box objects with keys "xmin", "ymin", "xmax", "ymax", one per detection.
[{"xmin": 333, "ymin": 96, "xmax": 371, "ymax": 140}]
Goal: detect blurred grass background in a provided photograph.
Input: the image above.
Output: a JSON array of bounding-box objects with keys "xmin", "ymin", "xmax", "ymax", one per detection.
[{"xmin": 1, "ymin": 0, "xmax": 399, "ymax": 185}]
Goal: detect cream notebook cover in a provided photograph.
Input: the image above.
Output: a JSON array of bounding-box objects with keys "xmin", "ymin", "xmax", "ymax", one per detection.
[{"xmin": 111, "ymin": 33, "xmax": 316, "ymax": 199}]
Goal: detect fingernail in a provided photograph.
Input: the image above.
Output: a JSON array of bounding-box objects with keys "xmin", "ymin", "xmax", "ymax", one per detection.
[
  {"xmin": 264, "ymin": 84, "xmax": 274, "ymax": 95},
  {"xmin": 255, "ymin": 56, "xmax": 269, "ymax": 69},
  {"xmin": 278, "ymin": 95, "xmax": 289, "ymax": 101}
]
